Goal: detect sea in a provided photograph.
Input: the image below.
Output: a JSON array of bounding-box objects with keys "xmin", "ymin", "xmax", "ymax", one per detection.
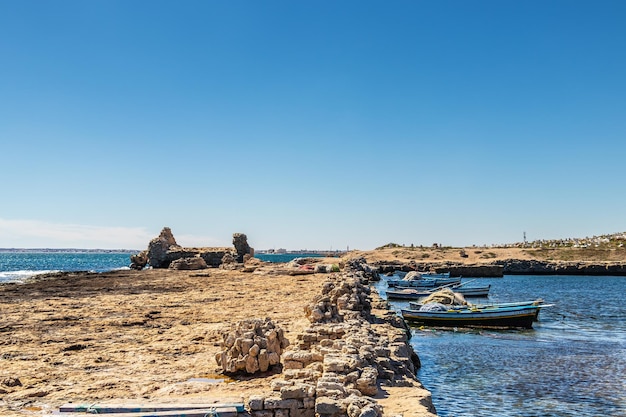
[
  {"xmin": 374, "ymin": 275, "xmax": 626, "ymax": 417},
  {"xmin": 0, "ymin": 251, "xmax": 323, "ymax": 283},
  {"xmin": 2, "ymin": 252, "xmax": 624, "ymax": 416},
  {"xmin": 0, "ymin": 251, "xmax": 137, "ymax": 283}
]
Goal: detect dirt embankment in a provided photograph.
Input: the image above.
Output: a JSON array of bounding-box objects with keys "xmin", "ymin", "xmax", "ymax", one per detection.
[{"xmin": 348, "ymin": 245, "xmax": 626, "ymax": 265}]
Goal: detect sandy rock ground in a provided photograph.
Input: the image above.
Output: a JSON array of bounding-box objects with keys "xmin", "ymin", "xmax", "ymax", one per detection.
[
  {"xmin": 0, "ymin": 266, "xmax": 324, "ymax": 416},
  {"xmin": 0, "ymin": 261, "xmax": 435, "ymax": 417}
]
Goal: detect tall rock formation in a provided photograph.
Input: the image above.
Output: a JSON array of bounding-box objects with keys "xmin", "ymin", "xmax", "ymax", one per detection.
[
  {"xmin": 147, "ymin": 227, "xmax": 181, "ymax": 268},
  {"xmin": 233, "ymin": 233, "xmax": 254, "ymax": 262}
]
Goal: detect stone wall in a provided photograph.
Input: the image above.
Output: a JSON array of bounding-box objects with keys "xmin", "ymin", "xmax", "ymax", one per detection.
[
  {"xmin": 445, "ymin": 265, "xmax": 504, "ymax": 277},
  {"xmin": 244, "ymin": 258, "xmax": 437, "ymax": 417}
]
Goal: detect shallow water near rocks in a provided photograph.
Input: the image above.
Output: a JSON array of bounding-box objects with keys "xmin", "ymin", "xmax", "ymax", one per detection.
[{"xmin": 375, "ymin": 275, "xmax": 626, "ymax": 417}]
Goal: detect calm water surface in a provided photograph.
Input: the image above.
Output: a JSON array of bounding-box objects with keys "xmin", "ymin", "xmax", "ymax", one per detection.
[{"xmin": 375, "ymin": 275, "xmax": 626, "ymax": 417}]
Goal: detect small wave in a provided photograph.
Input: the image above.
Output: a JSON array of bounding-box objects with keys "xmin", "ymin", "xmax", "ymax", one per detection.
[{"xmin": 0, "ymin": 269, "xmax": 59, "ymax": 284}]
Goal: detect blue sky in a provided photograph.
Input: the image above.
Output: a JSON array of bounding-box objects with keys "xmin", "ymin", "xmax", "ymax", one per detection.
[{"xmin": 1, "ymin": 1, "xmax": 625, "ymax": 250}]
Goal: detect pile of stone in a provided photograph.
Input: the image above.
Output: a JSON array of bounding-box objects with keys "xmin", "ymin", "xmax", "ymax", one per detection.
[
  {"xmin": 129, "ymin": 227, "xmax": 254, "ymax": 270},
  {"xmin": 215, "ymin": 318, "xmax": 289, "ymax": 375},
  {"xmin": 344, "ymin": 257, "xmax": 380, "ymax": 281},
  {"xmin": 304, "ymin": 276, "xmax": 372, "ymax": 324}
]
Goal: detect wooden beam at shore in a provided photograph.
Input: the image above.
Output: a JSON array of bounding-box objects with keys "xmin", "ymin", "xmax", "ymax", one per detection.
[
  {"xmin": 58, "ymin": 402, "xmax": 244, "ymax": 416},
  {"xmin": 56, "ymin": 408, "xmax": 238, "ymax": 417}
]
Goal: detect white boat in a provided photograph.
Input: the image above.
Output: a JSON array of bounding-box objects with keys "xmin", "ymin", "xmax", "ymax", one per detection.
[
  {"xmin": 387, "ymin": 271, "xmax": 459, "ymax": 288},
  {"xmin": 386, "ymin": 284, "xmax": 490, "ymax": 299}
]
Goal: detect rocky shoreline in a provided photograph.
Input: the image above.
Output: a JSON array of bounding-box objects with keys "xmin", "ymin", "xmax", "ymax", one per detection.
[{"xmin": 373, "ymin": 260, "xmax": 626, "ymax": 277}]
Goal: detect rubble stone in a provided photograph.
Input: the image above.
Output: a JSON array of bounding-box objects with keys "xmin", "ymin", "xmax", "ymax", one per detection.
[{"xmin": 216, "ymin": 318, "xmax": 289, "ymax": 375}]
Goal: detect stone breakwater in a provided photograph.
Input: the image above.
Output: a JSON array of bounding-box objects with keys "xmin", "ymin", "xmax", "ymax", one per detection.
[
  {"xmin": 236, "ymin": 258, "xmax": 437, "ymax": 417},
  {"xmin": 496, "ymin": 259, "xmax": 626, "ymax": 275}
]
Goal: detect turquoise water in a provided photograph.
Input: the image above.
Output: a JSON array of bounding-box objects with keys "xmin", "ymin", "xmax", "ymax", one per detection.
[
  {"xmin": 375, "ymin": 275, "xmax": 626, "ymax": 417},
  {"xmin": 0, "ymin": 251, "xmax": 323, "ymax": 283},
  {"xmin": 0, "ymin": 251, "xmax": 135, "ymax": 283},
  {"xmin": 254, "ymin": 253, "xmax": 325, "ymax": 263}
]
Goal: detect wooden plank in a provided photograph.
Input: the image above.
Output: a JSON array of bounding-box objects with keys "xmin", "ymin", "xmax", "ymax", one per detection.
[
  {"xmin": 55, "ymin": 406, "xmax": 239, "ymax": 417},
  {"xmin": 58, "ymin": 403, "xmax": 245, "ymax": 413}
]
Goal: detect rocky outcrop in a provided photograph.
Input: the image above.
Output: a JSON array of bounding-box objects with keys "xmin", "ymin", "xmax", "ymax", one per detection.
[
  {"xmin": 168, "ymin": 256, "xmax": 208, "ymax": 270},
  {"xmin": 233, "ymin": 233, "xmax": 254, "ymax": 262},
  {"xmin": 129, "ymin": 251, "xmax": 149, "ymax": 270},
  {"xmin": 245, "ymin": 257, "xmax": 436, "ymax": 417},
  {"xmin": 130, "ymin": 227, "xmax": 254, "ymax": 270},
  {"xmin": 147, "ymin": 227, "xmax": 181, "ymax": 268},
  {"xmin": 374, "ymin": 261, "xmax": 504, "ymax": 277},
  {"xmin": 373, "ymin": 259, "xmax": 626, "ymax": 277}
]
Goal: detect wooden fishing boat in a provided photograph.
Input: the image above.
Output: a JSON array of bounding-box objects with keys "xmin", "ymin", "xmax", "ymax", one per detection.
[
  {"xmin": 386, "ymin": 284, "xmax": 490, "ymax": 300},
  {"xmin": 401, "ymin": 303, "xmax": 551, "ymax": 329},
  {"xmin": 408, "ymin": 299, "xmax": 542, "ymax": 310},
  {"xmin": 407, "ymin": 299, "xmax": 546, "ymax": 321},
  {"xmin": 58, "ymin": 402, "xmax": 245, "ymax": 416},
  {"xmin": 387, "ymin": 276, "xmax": 461, "ymax": 288},
  {"xmin": 387, "ymin": 270, "xmax": 456, "ymax": 288}
]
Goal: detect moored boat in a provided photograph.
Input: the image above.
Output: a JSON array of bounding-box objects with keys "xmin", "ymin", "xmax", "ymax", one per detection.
[
  {"xmin": 408, "ymin": 299, "xmax": 543, "ymax": 310},
  {"xmin": 407, "ymin": 299, "xmax": 547, "ymax": 321},
  {"xmin": 400, "ymin": 303, "xmax": 551, "ymax": 329},
  {"xmin": 387, "ymin": 272, "xmax": 460, "ymax": 288},
  {"xmin": 386, "ymin": 284, "xmax": 491, "ymax": 300},
  {"xmin": 395, "ymin": 270, "xmax": 451, "ymax": 279},
  {"xmin": 389, "ymin": 277, "xmax": 461, "ymax": 288}
]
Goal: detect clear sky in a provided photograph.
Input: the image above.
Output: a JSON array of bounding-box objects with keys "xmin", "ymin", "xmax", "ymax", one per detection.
[{"xmin": 1, "ymin": 1, "xmax": 625, "ymax": 251}]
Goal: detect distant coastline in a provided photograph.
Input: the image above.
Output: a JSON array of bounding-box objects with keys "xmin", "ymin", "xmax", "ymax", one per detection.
[{"xmin": 0, "ymin": 248, "xmax": 139, "ymax": 254}]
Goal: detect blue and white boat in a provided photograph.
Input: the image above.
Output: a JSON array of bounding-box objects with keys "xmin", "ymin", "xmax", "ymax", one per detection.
[
  {"xmin": 387, "ymin": 271, "xmax": 459, "ymax": 288},
  {"xmin": 386, "ymin": 284, "xmax": 490, "ymax": 299}
]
